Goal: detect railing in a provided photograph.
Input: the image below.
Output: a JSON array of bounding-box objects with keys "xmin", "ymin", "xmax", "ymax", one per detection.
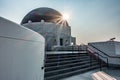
[
  {"xmin": 79, "ymin": 44, "xmax": 109, "ymax": 71},
  {"xmin": 87, "ymin": 44, "xmax": 120, "ymax": 70},
  {"xmin": 87, "ymin": 46, "xmax": 109, "ymax": 71},
  {"xmin": 88, "ymin": 44, "xmax": 120, "ymax": 59}
]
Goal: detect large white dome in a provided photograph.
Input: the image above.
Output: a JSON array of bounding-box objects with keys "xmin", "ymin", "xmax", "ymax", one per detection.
[{"xmin": 21, "ymin": 7, "xmax": 69, "ymax": 26}]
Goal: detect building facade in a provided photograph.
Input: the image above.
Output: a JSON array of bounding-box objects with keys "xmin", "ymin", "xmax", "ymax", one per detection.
[{"xmin": 21, "ymin": 7, "xmax": 76, "ymax": 50}]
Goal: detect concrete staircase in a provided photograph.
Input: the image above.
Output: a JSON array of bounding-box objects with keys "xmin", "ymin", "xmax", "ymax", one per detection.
[{"xmin": 44, "ymin": 52, "xmax": 102, "ymax": 80}]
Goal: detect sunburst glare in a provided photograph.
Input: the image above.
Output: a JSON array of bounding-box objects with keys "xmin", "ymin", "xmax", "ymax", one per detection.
[{"xmin": 62, "ymin": 13, "xmax": 69, "ymax": 20}]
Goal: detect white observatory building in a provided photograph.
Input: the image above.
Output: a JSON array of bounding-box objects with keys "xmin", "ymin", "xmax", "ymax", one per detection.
[
  {"xmin": 21, "ymin": 7, "xmax": 76, "ymax": 50},
  {"xmin": 0, "ymin": 17, "xmax": 45, "ymax": 80}
]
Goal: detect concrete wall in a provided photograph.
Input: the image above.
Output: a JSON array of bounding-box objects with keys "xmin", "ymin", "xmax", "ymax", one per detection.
[
  {"xmin": 71, "ymin": 37, "xmax": 76, "ymax": 45},
  {"xmin": 23, "ymin": 21, "xmax": 72, "ymax": 50},
  {"xmin": 115, "ymin": 42, "xmax": 120, "ymax": 55},
  {"xmin": 88, "ymin": 41, "xmax": 120, "ymax": 66},
  {"xmin": 89, "ymin": 41, "xmax": 115, "ymax": 56},
  {"xmin": 0, "ymin": 17, "xmax": 45, "ymax": 80}
]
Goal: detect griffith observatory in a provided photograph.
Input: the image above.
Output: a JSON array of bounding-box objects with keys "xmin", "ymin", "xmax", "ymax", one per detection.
[{"xmin": 0, "ymin": 7, "xmax": 120, "ymax": 80}]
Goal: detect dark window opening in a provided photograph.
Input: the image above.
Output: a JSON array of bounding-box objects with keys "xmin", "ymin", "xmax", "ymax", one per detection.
[{"xmin": 60, "ymin": 38, "xmax": 63, "ymax": 46}]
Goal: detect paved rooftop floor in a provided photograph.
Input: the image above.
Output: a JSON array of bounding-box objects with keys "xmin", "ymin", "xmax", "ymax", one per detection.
[{"xmin": 61, "ymin": 68, "xmax": 120, "ymax": 80}]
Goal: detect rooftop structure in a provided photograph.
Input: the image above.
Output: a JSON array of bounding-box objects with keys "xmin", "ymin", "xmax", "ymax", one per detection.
[
  {"xmin": 21, "ymin": 7, "xmax": 76, "ymax": 51},
  {"xmin": 21, "ymin": 7, "xmax": 69, "ymax": 26}
]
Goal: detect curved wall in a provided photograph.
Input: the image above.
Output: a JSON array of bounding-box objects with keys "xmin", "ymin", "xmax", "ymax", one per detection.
[
  {"xmin": 0, "ymin": 17, "xmax": 45, "ymax": 80},
  {"xmin": 23, "ymin": 22, "xmax": 71, "ymax": 50}
]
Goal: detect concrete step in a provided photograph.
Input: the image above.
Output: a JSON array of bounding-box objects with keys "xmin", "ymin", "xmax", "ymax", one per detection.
[
  {"xmin": 45, "ymin": 58, "xmax": 96, "ymax": 67},
  {"xmin": 45, "ymin": 56, "xmax": 90, "ymax": 63},
  {"xmin": 46, "ymin": 53, "xmax": 88, "ymax": 56},
  {"xmin": 44, "ymin": 52, "xmax": 105, "ymax": 80},
  {"xmin": 45, "ymin": 60, "xmax": 98, "ymax": 72},
  {"xmin": 45, "ymin": 65, "xmax": 99, "ymax": 80},
  {"xmin": 46, "ymin": 53, "xmax": 88, "ymax": 59}
]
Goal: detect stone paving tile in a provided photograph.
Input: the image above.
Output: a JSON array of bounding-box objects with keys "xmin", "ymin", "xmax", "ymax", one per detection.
[
  {"xmin": 61, "ymin": 68, "xmax": 120, "ymax": 80},
  {"xmin": 61, "ymin": 69, "xmax": 99, "ymax": 80},
  {"xmin": 102, "ymin": 68, "xmax": 120, "ymax": 80}
]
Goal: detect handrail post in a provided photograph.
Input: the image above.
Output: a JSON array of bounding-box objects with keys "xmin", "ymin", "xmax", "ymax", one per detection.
[
  {"xmin": 100, "ymin": 59, "xmax": 102, "ymax": 71},
  {"xmin": 97, "ymin": 53, "xmax": 102, "ymax": 71},
  {"xmin": 107, "ymin": 58, "xmax": 109, "ymax": 69},
  {"xmin": 90, "ymin": 55, "xmax": 92, "ymax": 67}
]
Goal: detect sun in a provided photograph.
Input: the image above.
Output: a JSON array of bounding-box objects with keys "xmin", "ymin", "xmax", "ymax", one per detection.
[{"xmin": 62, "ymin": 13, "xmax": 69, "ymax": 20}]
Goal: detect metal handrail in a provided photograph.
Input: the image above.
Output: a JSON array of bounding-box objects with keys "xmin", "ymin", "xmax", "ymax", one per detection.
[
  {"xmin": 86, "ymin": 46, "xmax": 109, "ymax": 70},
  {"xmin": 78, "ymin": 44, "xmax": 109, "ymax": 70},
  {"xmin": 89, "ymin": 44, "xmax": 120, "ymax": 58},
  {"xmin": 87, "ymin": 46, "xmax": 108, "ymax": 60}
]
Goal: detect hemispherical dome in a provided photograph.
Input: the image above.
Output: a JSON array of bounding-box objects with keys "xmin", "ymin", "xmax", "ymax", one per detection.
[{"xmin": 21, "ymin": 7, "xmax": 68, "ymax": 26}]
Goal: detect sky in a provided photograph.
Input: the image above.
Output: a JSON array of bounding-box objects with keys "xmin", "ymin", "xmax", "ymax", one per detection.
[{"xmin": 0, "ymin": 0, "xmax": 120, "ymax": 44}]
